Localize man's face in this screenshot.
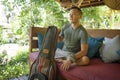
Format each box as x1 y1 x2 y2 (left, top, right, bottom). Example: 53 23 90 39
69 9 82 23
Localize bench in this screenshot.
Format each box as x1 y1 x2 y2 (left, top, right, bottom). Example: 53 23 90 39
29 26 120 80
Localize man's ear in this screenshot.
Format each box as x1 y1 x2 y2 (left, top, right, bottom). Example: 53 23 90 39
79 15 82 19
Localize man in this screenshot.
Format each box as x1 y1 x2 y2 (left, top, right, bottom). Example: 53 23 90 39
55 6 89 71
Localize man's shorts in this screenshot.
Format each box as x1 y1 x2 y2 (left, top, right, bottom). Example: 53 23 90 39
55 48 74 59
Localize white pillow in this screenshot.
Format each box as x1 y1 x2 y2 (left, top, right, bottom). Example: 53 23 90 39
100 35 120 63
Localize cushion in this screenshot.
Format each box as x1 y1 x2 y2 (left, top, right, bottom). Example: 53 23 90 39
57 58 120 80
38 32 64 50
57 41 64 49
38 32 104 58
117 50 120 63
38 32 44 50
30 54 120 80
100 35 120 63
87 36 104 58
117 50 120 56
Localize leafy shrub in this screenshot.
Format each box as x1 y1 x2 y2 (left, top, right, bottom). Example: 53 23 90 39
0 50 7 66
0 48 29 80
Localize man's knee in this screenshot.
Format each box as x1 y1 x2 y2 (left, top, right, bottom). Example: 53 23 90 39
77 56 90 65
82 56 90 65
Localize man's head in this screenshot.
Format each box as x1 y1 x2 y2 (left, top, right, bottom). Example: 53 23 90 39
68 6 82 23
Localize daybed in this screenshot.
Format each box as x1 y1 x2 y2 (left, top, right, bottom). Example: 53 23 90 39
29 27 120 80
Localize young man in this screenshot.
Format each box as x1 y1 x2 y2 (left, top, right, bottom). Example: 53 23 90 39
55 6 89 71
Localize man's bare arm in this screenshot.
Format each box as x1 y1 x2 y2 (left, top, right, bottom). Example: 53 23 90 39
58 36 64 42
75 43 88 59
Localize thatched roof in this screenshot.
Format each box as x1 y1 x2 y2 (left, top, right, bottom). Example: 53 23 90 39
55 0 120 10
55 0 104 8
81 0 104 8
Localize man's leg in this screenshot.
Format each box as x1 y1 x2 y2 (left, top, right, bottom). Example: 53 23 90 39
55 48 71 62
55 48 89 65
75 56 90 66
55 57 66 62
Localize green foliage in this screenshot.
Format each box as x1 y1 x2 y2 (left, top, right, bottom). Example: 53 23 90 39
15 49 29 63
0 63 29 80
1 0 120 31
0 48 29 80
17 0 67 28
0 0 120 46
0 27 3 44
0 1 120 79
81 6 106 28
0 51 7 65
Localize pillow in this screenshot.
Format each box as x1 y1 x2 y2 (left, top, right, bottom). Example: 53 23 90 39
57 41 64 49
87 36 104 58
100 35 120 63
117 50 120 63
38 32 44 50
38 32 64 50
117 50 120 56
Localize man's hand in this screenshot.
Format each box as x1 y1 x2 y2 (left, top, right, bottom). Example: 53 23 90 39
58 36 64 42
61 60 72 71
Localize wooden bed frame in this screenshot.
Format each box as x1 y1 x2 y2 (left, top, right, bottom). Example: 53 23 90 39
29 26 120 80
29 26 120 53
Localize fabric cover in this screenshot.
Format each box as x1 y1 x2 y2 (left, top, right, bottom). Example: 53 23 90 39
30 52 120 80
57 58 120 80
87 36 104 58
117 50 120 56
38 32 44 50
100 35 120 63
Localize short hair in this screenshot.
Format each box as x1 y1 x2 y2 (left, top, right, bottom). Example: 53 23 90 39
69 6 82 15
